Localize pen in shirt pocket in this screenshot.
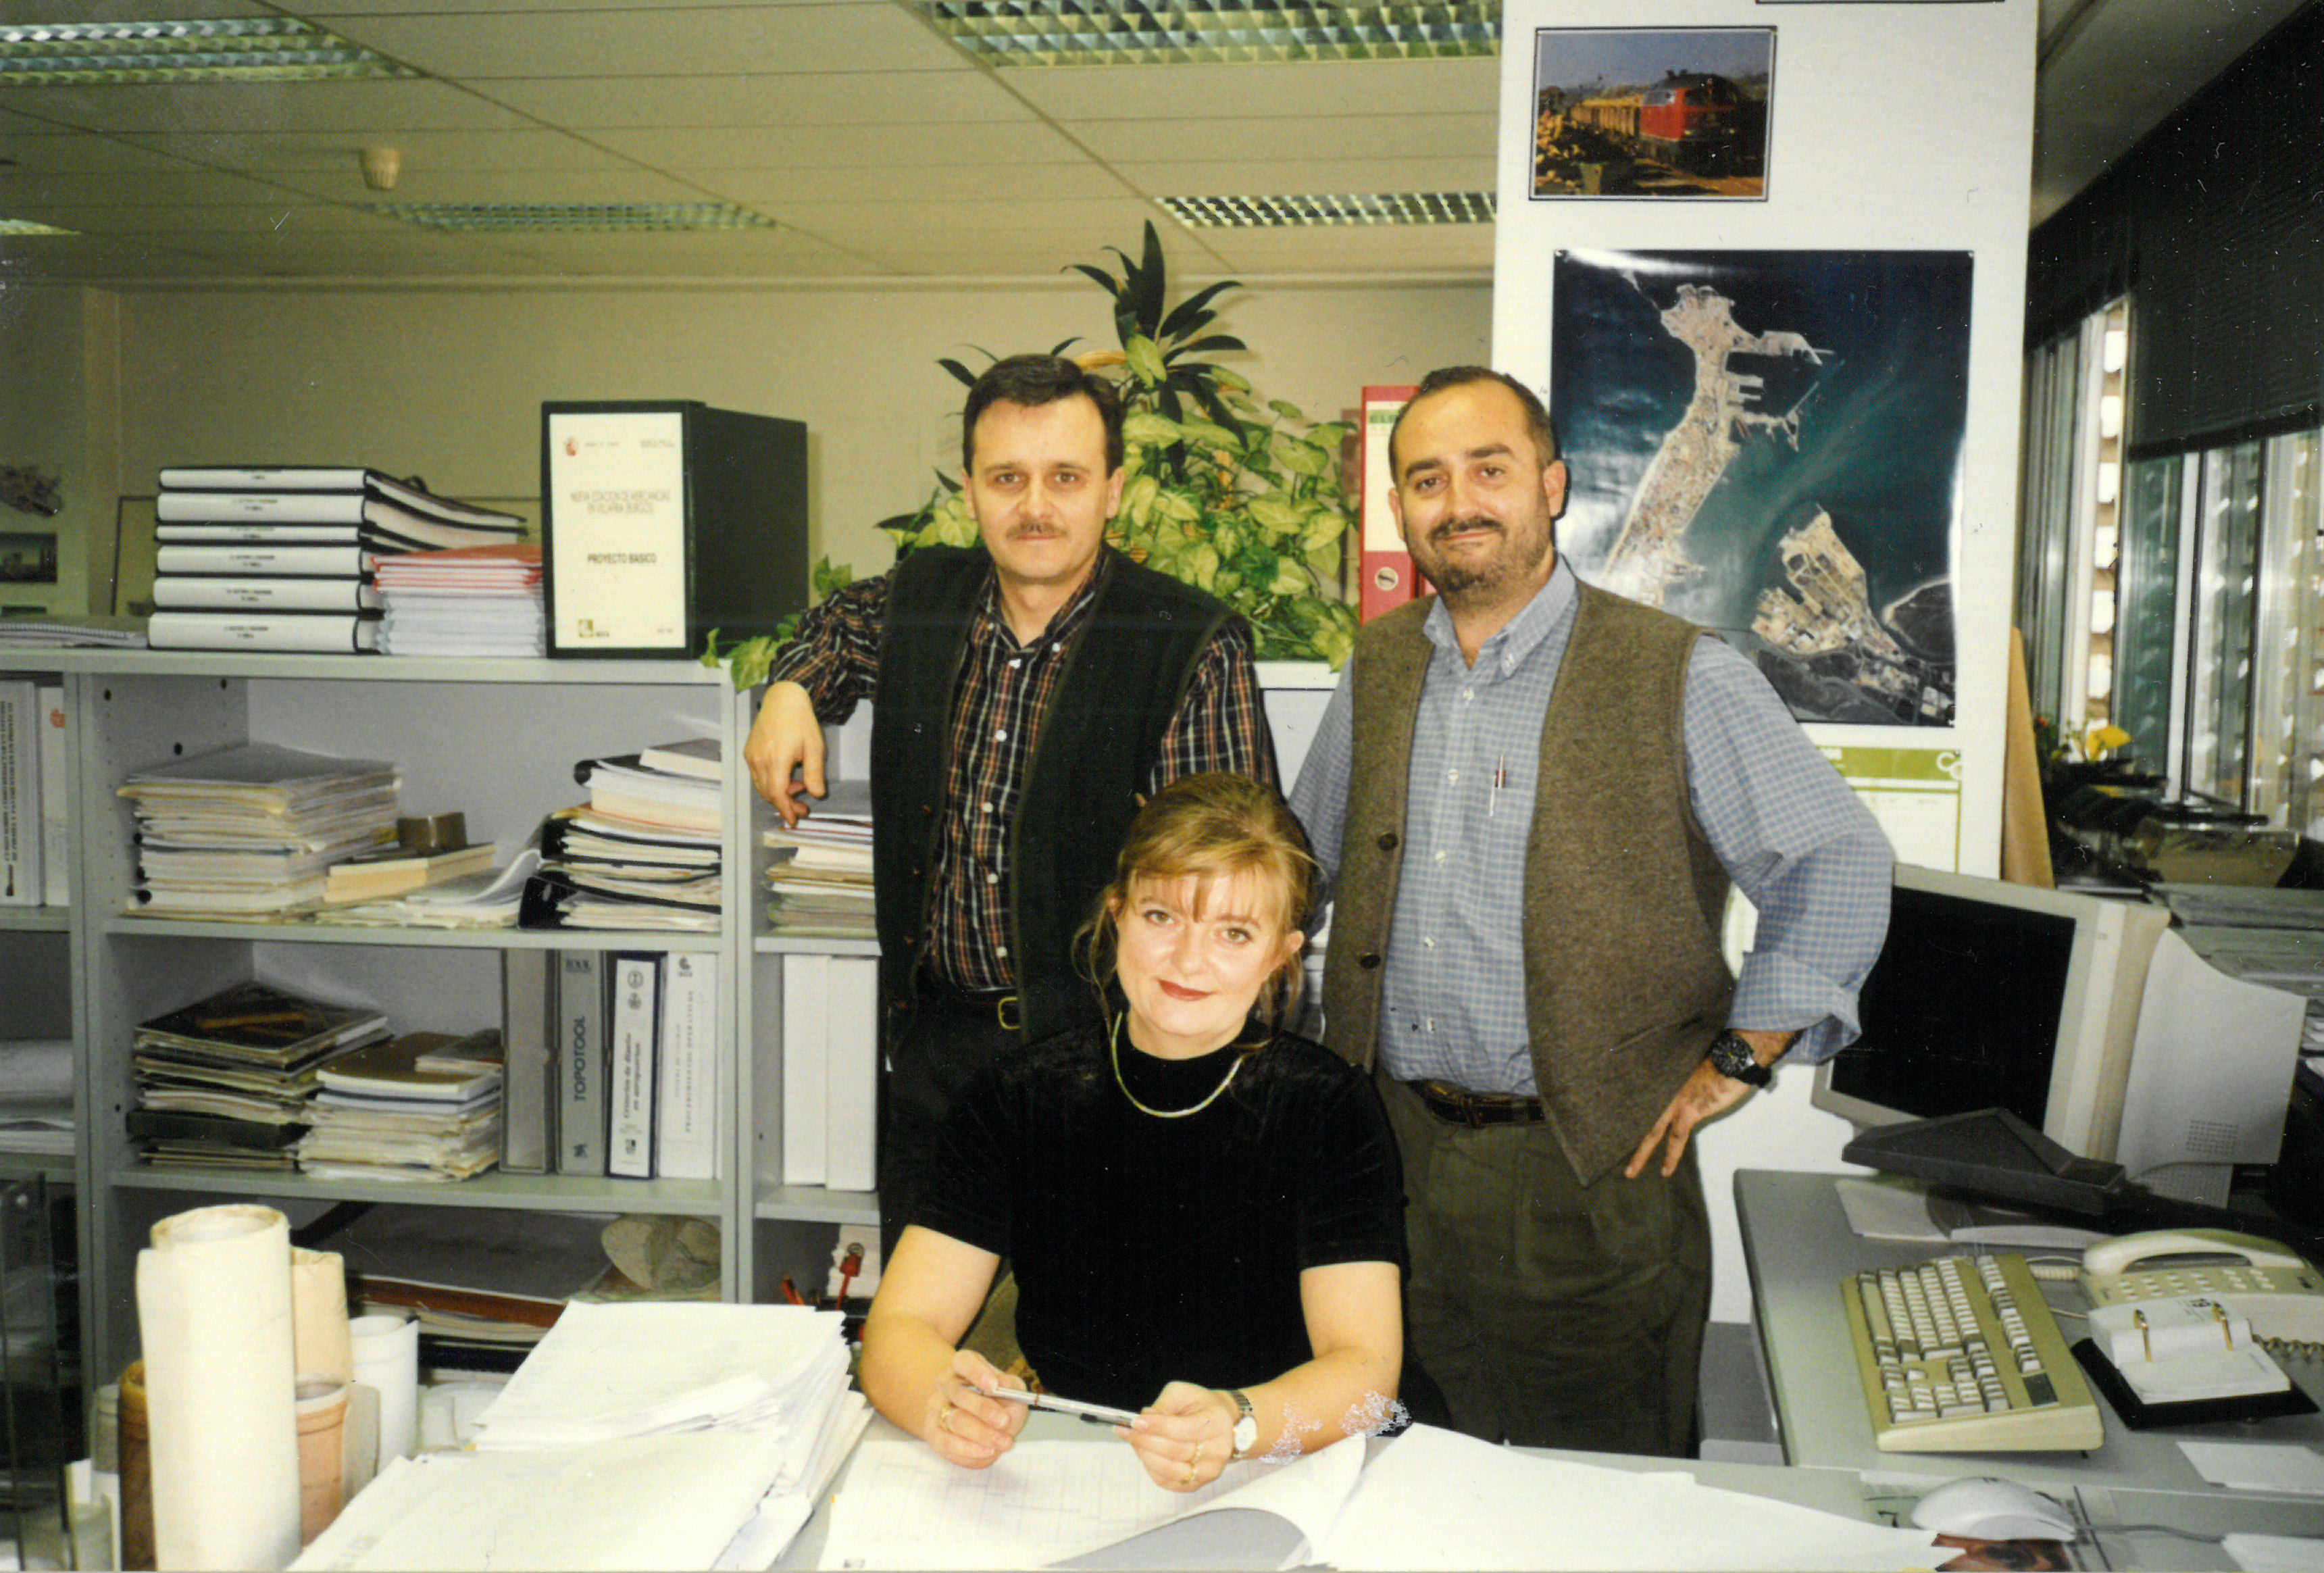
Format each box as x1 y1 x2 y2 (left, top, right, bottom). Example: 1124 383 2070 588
1490 752 1507 818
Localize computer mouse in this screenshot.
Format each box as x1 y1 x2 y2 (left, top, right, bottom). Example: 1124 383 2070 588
1909 1476 2077 1541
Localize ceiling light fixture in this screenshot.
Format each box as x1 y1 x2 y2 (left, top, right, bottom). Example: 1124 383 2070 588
0 218 75 235
1159 192 1494 226
0 18 418 86
374 202 778 232
917 1 1498 66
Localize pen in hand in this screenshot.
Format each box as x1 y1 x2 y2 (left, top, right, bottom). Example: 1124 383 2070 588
982 1387 1141 1428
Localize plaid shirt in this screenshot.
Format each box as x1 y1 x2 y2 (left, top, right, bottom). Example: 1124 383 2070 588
769 549 1277 989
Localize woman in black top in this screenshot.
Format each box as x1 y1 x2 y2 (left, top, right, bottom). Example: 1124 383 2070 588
858 774 1403 1491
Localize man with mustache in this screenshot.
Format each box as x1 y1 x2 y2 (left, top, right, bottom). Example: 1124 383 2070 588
1290 366 1890 1455
746 353 1275 1257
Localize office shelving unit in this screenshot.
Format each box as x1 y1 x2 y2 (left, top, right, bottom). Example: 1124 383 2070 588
53 651 787 1376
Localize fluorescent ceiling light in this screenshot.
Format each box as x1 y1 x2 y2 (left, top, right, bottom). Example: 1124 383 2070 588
374 202 778 232
0 17 417 85
918 1 1498 66
0 218 75 234
1160 192 1494 226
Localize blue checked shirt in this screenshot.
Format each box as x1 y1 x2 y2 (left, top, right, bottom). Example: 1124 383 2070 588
1289 560 1893 1095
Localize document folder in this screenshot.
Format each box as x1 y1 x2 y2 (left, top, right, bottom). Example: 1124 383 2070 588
540 400 807 659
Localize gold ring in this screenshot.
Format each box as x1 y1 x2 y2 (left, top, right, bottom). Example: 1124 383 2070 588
1191 1441 1205 1468
938 1404 956 1435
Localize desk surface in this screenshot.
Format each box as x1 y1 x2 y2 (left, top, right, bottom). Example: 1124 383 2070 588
1737 1168 2324 1491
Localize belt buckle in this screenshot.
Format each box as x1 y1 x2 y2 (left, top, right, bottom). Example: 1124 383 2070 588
994 993 1021 1032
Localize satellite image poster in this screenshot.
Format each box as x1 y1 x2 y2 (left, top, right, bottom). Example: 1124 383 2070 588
1550 248 1971 728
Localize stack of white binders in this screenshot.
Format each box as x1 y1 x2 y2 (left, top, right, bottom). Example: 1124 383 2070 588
149 467 522 654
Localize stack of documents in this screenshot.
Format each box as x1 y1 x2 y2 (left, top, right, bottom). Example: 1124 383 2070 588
0 614 147 649
119 743 400 918
149 467 522 654
524 739 723 932
130 980 390 1169
762 778 873 939
375 543 545 657
0 1039 72 1155
294 1303 867 1572
316 848 538 930
296 1030 505 1182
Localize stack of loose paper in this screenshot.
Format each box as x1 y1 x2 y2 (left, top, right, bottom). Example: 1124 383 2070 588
120 743 399 918
376 543 545 657
293 1303 866 1572
0 1039 72 1155
318 847 538 930
524 739 723 932
130 980 390 1168
762 778 873 939
0 614 147 649
296 1030 504 1182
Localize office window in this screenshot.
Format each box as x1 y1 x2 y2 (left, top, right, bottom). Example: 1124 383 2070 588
2184 441 2263 809
2112 454 2186 777
2252 432 2323 834
2015 301 2127 741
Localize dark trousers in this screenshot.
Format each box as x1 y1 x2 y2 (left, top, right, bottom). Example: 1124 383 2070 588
1377 1070 1710 1457
875 984 1021 1263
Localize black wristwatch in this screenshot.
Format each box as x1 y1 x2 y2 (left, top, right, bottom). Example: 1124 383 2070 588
1705 1030 1773 1088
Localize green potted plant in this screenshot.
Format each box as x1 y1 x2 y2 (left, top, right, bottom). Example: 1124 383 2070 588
709 224 1357 691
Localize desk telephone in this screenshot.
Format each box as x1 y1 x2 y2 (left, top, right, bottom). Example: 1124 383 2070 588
2081 1229 2324 1350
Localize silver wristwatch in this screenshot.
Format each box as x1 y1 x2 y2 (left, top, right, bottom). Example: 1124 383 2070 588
1228 1389 1257 1457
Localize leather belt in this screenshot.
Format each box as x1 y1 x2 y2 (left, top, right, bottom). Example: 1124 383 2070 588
913 974 1021 1032
1409 1078 1546 1128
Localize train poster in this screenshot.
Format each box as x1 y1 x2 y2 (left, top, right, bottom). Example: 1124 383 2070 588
1549 249 1971 729
1530 28 1773 200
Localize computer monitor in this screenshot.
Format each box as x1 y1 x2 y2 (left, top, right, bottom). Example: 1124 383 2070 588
1813 864 2170 1164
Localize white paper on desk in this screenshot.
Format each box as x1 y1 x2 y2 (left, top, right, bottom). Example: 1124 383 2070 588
1313 1426 1944 1572
472 1301 844 1447
713 1394 874 1572
816 1439 1266 1570
2181 1441 2324 1495
290 1430 790 1572
2225 1531 2324 1570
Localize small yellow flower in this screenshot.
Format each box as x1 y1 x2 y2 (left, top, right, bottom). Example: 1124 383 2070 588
2086 724 2131 761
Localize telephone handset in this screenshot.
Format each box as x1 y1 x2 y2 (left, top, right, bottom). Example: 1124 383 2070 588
2081 1228 2324 1347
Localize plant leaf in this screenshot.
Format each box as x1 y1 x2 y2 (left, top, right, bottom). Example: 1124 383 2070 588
1125 334 1167 386
1065 261 1119 295
1271 432 1331 477
937 357 979 389
1157 278 1239 342
1122 411 1182 447
1173 333 1246 357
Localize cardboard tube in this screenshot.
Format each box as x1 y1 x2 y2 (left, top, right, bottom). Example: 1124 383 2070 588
293 1380 349 1545
118 1364 153 1572
290 1249 353 1384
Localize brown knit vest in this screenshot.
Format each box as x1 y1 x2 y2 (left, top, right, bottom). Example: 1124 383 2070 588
1320 580 1736 1182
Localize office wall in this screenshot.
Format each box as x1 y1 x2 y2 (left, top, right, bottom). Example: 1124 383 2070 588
0 285 118 615
104 279 1488 582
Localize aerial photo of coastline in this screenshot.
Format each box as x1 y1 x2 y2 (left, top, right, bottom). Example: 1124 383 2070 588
1550 249 1971 728
1531 28 1773 200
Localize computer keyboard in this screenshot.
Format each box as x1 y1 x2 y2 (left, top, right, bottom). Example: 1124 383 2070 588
1842 1251 2104 1451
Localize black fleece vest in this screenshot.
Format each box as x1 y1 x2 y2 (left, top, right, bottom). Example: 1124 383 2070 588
872 546 1229 1044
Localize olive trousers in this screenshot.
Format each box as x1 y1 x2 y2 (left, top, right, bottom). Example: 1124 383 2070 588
1376 1070 1711 1457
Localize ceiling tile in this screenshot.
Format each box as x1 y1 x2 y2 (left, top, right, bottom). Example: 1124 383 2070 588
0 131 201 175
758 193 1159 241
3 201 403 236
264 166 719 205
478 70 1029 128
1002 57 1499 121
1198 224 1494 275
699 161 1133 205
580 120 1086 170
0 79 534 136
1069 114 1495 164
1114 155 1495 197
319 4 971 80
1 0 271 21
111 127 634 174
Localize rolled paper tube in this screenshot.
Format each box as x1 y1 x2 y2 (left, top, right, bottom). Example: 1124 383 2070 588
293 1380 349 1545
118 1364 153 1572
290 1249 353 1383
135 1204 300 1572
89 1381 120 1473
347 1313 418 1464
340 1382 380 1501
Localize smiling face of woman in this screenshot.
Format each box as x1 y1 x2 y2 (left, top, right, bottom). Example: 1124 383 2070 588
1111 866 1303 1062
